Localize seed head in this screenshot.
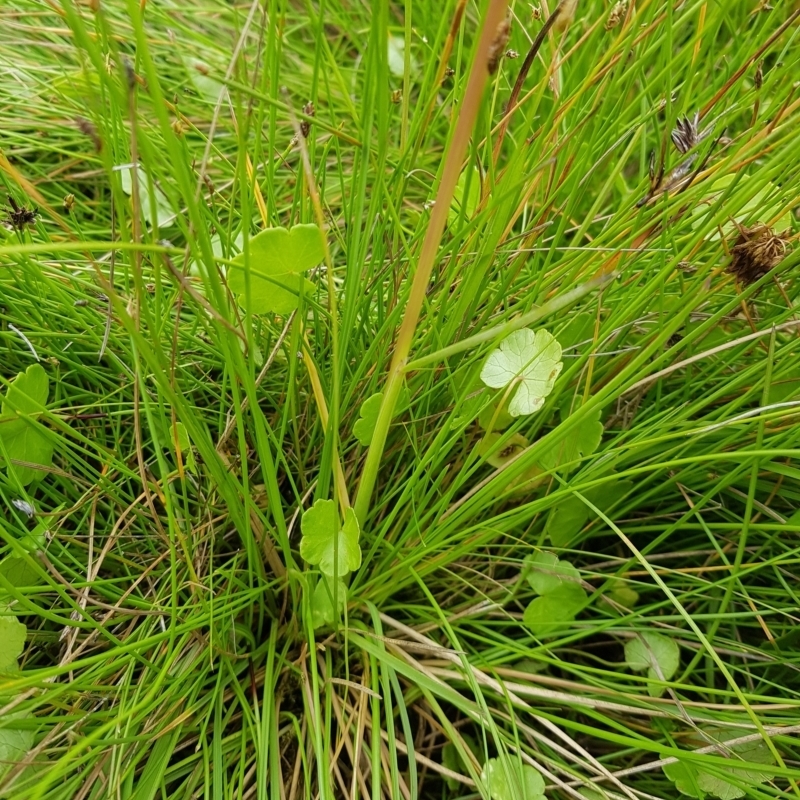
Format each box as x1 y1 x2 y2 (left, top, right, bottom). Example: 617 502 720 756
728 224 791 286
300 101 315 138
552 0 580 35
5 196 38 230
605 0 628 30
487 16 511 75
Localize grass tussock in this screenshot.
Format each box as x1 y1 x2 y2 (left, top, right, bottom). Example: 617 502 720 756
0 1 799 799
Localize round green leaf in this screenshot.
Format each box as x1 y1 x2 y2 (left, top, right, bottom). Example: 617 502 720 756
353 393 384 446
481 757 545 800
478 399 515 432
227 224 324 315
119 166 176 229
625 631 680 696
0 711 34 785
0 557 40 590
300 499 362 578
0 615 26 671
449 166 481 226
523 583 586 637
476 432 529 469
609 584 639 609
539 405 603 472
227 270 316 316
1 365 55 486
310 577 347 629
525 552 580 596
480 329 563 417
663 760 704 798
2 364 48 416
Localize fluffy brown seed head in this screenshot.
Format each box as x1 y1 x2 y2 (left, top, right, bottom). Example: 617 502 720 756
728 224 791 286
605 0 628 30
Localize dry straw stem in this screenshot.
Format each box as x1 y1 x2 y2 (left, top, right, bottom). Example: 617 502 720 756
353 0 510 524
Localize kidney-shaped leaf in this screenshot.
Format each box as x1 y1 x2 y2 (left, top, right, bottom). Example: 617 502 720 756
311 576 347 629
523 583 586 638
0 615 26 671
625 631 680 696
539 404 603 472
2 364 48 417
663 729 775 799
353 393 384 446
300 499 361 578
480 329 562 417
1 365 55 486
0 711 35 786
481 757 545 800
525 551 580 596
227 224 324 315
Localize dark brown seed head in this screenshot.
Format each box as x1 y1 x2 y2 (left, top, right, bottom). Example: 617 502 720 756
300 101 315 138
76 117 102 151
6 196 38 230
728 223 791 286
671 112 700 154
487 17 511 75
754 61 763 90
122 56 136 92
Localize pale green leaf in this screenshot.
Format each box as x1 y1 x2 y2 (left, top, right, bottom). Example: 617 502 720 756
523 583 586 637
478 399 515 432
184 57 226 103
476 432 529 469
0 557 40 590
663 730 775 800
663 760 704 798
311 577 347 629
300 499 361 577
525 551 580 596
608 583 639 609
449 166 481 226
1 365 55 486
557 312 595 351
546 480 632 547
0 711 35 785
481 329 562 417
353 393 384 446
625 632 680 696
481 757 545 800
2 364 48 416
442 734 478 790
577 788 613 800
189 231 244 278
227 224 324 315
0 420 55 486
545 495 591 548
539 405 603 472
119 166 175 229
387 36 417 78
690 175 793 240
698 730 775 798
0 615 26 671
